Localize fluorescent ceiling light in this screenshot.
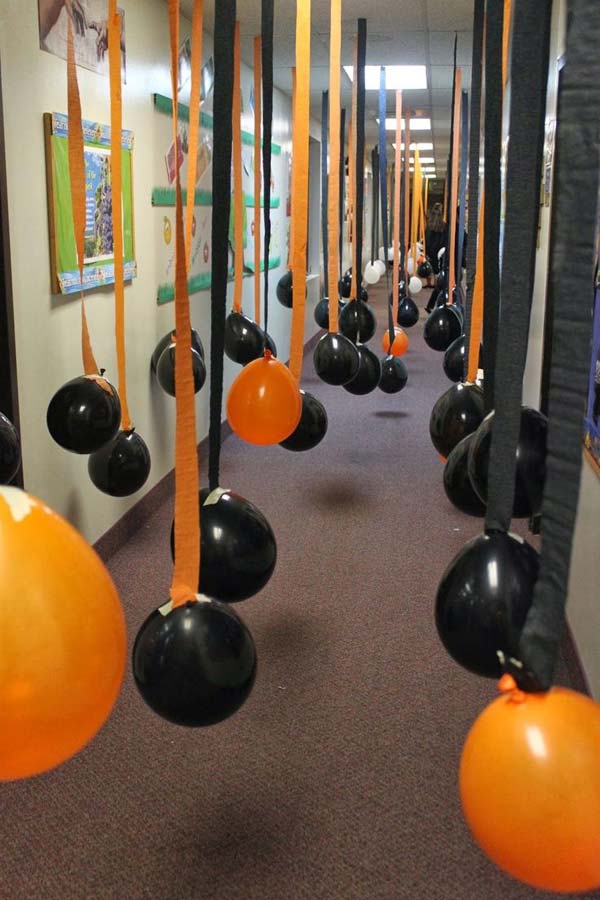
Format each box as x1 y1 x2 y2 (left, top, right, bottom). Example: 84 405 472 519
377 117 431 132
344 65 427 91
393 142 434 152
417 157 435 164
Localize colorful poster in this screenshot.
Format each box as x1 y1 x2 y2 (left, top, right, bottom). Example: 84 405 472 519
38 0 126 81
584 250 600 475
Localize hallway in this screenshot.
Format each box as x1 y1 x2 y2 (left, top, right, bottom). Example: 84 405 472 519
0 288 588 899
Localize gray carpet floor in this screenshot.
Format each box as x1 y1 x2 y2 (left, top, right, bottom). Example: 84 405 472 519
0 287 591 899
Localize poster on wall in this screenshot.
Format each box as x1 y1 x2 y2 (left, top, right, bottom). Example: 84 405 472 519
44 112 136 294
584 248 600 476
38 0 126 81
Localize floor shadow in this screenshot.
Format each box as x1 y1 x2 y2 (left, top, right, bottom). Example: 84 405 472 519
306 480 374 509
371 410 411 420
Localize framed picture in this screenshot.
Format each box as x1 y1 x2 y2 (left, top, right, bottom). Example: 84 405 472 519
44 111 136 294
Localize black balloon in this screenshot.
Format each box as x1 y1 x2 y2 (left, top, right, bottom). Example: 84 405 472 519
339 299 377 344
418 260 433 277
468 406 548 518
276 270 294 307
397 296 420 328
280 390 328 451
379 355 408 394
436 271 446 289
443 433 486 517
156 343 206 397
0 413 21 484
47 374 121 454
360 287 369 302
339 274 352 298
314 297 344 330
132 599 257 727
171 488 277 602
151 328 204 372
429 382 485 459
435 530 539 678
343 345 382 395
224 311 277 365
88 429 151 496
443 335 483 383
423 304 462 351
313 332 360 385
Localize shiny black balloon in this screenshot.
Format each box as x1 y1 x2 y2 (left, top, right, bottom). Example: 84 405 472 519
0 413 21 484
429 382 485 459
435 530 539 678
449 300 464 326
156 343 206 397
436 271 446 289
397 296 420 328
443 335 483 383
360 287 369 302
418 260 433 277
468 406 548 518
151 328 204 372
339 299 377 344
343 345 382 395
47 375 121 454
276 270 294 307
224 311 277 365
423 304 463 352
379 355 408 394
88 429 151 497
313 332 361 385
132 599 257 726
443 433 486 517
338 276 352 299
171 488 277 602
280 390 328 451
314 297 344 330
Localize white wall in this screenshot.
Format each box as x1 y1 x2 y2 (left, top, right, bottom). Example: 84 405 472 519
0 0 320 544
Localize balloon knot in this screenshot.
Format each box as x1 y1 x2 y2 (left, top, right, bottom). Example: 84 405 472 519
264 349 273 361
498 673 526 704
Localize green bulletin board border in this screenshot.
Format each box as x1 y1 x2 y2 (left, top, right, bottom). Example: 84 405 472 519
157 256 281 305
151 188 280 209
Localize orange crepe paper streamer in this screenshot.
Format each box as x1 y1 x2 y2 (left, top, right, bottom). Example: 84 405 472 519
253 36 262 325
327 0 342 333
392 91 402 324
288 0 311 383
347 115 354 272
185 0 204 270
410 149 423 275
232 21 244 313
167 0 200 608
288 67 296 271
422 177 429 259
108 0 131 430
448 67 462 296
350 36 359 301
403 114 411 273
66 14 98 376
443 173 448 222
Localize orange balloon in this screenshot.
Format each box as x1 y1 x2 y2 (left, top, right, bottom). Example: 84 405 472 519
0 487 126 781
382 327 409 357
460 679 600 893
227 350 302 445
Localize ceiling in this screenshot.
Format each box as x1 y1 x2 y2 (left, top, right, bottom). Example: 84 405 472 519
180 0 475 179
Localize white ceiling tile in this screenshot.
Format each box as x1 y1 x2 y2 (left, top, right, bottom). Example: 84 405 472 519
426 0 475 31
428 31 473 65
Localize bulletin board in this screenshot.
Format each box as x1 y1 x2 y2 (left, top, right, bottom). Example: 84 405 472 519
43 111 136 294
151 57 286 305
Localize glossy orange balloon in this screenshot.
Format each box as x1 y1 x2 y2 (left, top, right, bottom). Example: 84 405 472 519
460 679 600 893
227 351 302 445
0 487 126 781
382 327 409 357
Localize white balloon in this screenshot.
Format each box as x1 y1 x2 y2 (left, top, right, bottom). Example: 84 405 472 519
378 246 386 262
407 257 415 275
374 259 387 276
409 276 423 295
363 262 380 285
387 246 395 262
438 246 446 260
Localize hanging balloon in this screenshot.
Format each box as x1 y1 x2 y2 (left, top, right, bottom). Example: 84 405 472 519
339 299 377 344
0 413 21 484
155 342 207 396
397 296 419 328
227 350 302 445
360 287 369 302
408 276 423 295
151 328 205 373
171 487 276 602
436 530 538 677
338 273 352 299
0 486 126 780
47 374 121 455
280 390 328 451
460 680 600 893
363 262 380 284
314 296 344 330
443 334 467 382
343 344 382 395
443 433 486 517
88 428 151 497
276 269 294 307
407 256 415 275
224 311 277 365
468 406 548 518
418 259 433 278
133 598 256 727
374 258 386 276
313 332 360 385
429 382 485 458
423 305 463 352
379 355 408 394
381 326 409 357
